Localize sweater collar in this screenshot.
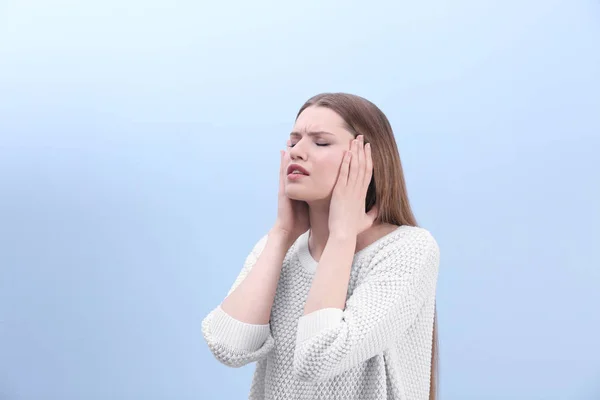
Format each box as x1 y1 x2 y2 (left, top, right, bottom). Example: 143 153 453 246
297 229 318 273
296 226 407 274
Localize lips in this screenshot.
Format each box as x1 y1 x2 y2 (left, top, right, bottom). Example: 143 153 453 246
287 164 310 176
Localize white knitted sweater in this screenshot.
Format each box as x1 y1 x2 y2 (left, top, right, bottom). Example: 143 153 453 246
202 225 440 400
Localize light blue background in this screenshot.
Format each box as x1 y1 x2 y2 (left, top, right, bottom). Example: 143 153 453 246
1 1 599 399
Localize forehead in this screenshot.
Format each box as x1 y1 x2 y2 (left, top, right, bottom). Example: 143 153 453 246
292 106 353 138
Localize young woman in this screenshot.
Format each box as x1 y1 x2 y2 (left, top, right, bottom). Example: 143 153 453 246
202 93 440 400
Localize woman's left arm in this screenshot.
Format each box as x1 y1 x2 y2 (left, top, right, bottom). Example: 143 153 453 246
292 229 440 382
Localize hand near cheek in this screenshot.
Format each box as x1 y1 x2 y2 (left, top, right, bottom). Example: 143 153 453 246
328 135 378 238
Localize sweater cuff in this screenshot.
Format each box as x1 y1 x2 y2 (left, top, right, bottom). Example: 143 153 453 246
296 307 344 345
210 305 271 352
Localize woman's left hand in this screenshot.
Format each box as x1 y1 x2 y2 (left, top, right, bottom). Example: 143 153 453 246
328 135 378 239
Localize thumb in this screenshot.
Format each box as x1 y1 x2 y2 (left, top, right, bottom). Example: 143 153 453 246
359 205 379 234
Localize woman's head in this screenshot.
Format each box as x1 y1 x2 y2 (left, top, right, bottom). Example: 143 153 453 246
286 92 418 227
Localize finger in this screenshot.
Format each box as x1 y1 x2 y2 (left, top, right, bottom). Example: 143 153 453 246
279 149 286 193
349 138 359 188
336 150 352 188
364 142 373 193
280 141 291 191
356 135 365 189
359 205 379 234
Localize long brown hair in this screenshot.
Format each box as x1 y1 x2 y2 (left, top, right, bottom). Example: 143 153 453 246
296 92 439 400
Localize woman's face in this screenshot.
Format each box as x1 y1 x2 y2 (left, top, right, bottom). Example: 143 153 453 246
285 106 355 202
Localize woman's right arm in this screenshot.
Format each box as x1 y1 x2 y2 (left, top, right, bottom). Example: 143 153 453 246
201 228 294 368
220 228 293 324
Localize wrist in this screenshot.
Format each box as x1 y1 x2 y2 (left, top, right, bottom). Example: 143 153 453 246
269 227 297 247
327 232 357 246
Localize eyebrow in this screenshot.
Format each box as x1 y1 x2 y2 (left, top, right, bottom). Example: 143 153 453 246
289 131 335 137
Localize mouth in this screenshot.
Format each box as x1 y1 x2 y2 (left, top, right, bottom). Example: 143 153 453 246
287 173 308 181
287 164 310 176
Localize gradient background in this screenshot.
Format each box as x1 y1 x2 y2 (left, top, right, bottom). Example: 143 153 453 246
1 1 599 399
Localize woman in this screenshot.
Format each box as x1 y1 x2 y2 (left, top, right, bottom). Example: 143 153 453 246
202 93 440 400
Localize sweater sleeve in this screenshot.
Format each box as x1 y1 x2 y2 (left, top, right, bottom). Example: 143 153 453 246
292 229 440 382
201 233 275 368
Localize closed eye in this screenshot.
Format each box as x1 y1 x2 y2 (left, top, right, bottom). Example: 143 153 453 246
289 143 330 147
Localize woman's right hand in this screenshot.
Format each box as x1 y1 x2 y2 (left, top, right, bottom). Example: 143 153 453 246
271 146 310 243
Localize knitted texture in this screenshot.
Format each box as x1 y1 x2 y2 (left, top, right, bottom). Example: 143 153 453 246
202 225 440 400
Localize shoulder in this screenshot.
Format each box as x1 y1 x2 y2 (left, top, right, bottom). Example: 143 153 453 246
368 225 440 275
372 225 438 257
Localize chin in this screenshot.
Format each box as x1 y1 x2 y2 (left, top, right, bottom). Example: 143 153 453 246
285 186 328 203
285 187 308 201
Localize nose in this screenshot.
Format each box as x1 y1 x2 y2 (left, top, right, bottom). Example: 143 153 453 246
289 138 307 161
